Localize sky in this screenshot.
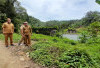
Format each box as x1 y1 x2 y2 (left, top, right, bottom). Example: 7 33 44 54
18 0 100 22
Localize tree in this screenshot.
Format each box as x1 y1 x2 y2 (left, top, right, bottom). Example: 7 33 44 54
96 0 100 4
88 21 100 37
28 16 41 27
82 11 100 26
15 1 29 21
4 0 17 19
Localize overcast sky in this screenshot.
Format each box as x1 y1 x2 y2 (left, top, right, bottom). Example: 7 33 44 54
18 0 100 22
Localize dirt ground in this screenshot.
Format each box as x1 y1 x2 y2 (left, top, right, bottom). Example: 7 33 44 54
0 41 44 68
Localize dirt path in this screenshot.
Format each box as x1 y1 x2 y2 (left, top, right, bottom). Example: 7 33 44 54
0 41 43 68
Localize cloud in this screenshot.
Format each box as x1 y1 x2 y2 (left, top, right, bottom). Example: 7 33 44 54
18 0 100 22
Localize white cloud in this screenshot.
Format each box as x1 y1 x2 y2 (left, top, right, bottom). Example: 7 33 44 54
18 0 100 22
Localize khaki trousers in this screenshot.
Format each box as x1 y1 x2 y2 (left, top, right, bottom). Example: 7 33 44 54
24 35 31 46
19 36 25 44
4 33 13 46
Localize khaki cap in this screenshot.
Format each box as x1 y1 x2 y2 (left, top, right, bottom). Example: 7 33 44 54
23 22 28 24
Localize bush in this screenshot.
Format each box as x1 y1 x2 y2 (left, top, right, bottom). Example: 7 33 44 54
79 31 90 43
79 22 100 44
59 49 93 68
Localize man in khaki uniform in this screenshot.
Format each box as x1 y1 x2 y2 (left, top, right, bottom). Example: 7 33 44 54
2 18 14 47
21 22 32 46
18 23 25 45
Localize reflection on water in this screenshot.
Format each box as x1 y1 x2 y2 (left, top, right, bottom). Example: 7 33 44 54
62 34 79 40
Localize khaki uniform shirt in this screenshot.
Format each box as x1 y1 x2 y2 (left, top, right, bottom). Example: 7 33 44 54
23 25 32 35
2 22 14 34
20 25 24 35
20 25 25 30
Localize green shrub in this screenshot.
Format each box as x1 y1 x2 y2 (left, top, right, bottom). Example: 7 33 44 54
79 31 89 43
59 49 93 68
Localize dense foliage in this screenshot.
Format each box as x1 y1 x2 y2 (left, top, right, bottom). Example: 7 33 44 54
32 27 58 35
0 0 41 32
42 11 100 31
79 21 100 43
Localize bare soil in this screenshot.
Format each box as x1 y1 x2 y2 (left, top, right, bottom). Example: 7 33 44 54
0 41 44 68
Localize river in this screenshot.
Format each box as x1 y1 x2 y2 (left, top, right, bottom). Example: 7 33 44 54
62 34 79 40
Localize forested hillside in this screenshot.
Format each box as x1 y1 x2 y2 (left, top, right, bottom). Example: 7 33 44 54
0 0 41 32
42 11 100 30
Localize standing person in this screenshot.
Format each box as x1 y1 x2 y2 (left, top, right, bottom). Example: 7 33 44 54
18 23 25 45
22 22 32 46
2 18 14 47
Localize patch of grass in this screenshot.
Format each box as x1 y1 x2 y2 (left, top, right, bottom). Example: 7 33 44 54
0 33 21 43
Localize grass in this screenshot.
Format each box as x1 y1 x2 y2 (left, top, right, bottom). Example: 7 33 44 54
0 33 21 43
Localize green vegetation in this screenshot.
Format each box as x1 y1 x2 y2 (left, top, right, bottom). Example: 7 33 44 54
32 27 58 35
0 31 100 68
96 0 100 4
0 0 100 33
0 33 21 42
29 33 100 68
29 10 100 35
0 0 41 32
79 21 100 43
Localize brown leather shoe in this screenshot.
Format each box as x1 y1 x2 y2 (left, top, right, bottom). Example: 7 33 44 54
18 43 21 46
11 44 14 46
6 45 8 47
25 44 28 46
